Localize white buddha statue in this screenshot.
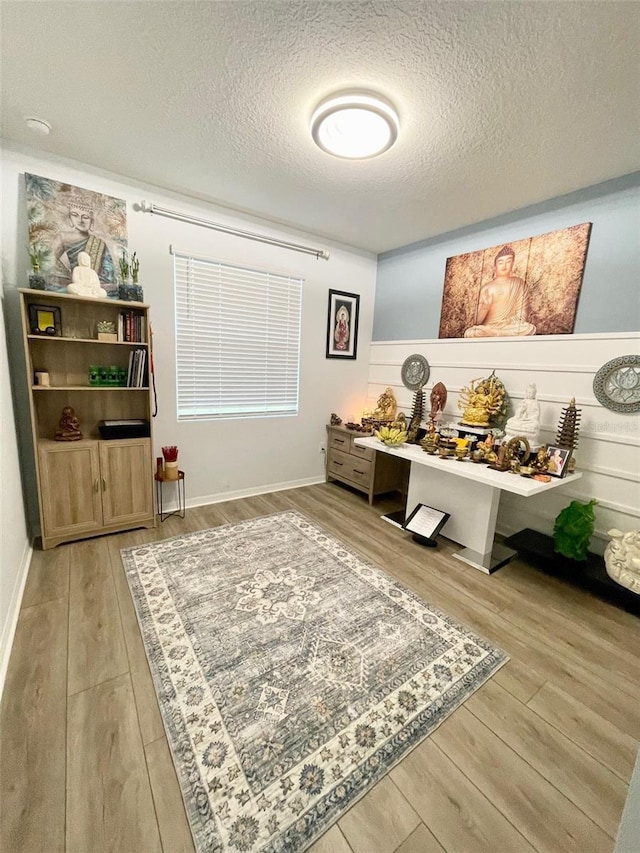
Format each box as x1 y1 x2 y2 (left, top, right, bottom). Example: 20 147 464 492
604 529 640 594
504 383 541 446
67 251 107 297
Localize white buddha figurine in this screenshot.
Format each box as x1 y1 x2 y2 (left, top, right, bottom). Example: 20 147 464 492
604 529 640 594
67 251 107 297
504 383 541 446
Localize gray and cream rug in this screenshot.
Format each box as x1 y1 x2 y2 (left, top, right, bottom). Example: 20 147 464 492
122 510 507 852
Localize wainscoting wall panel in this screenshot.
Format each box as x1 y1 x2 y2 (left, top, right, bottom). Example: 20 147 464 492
367 332 640 552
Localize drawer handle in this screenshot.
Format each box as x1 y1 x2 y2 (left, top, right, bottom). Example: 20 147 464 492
335 438 346 444
333 461 343 467
354 469 366 475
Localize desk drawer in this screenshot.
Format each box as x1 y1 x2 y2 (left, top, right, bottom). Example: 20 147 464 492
327 448 350 479
350 437 374 461
329 432 350 453
327 449 372 487
347 456 372 487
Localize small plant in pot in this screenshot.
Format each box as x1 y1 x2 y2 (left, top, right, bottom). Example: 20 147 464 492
28 244 47 290
118 249 144 301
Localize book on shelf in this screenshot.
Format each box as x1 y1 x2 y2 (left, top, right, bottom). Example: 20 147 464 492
127 348 147 387
118 310 146 343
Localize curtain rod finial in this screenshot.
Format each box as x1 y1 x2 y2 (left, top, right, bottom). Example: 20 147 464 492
137 200 153 213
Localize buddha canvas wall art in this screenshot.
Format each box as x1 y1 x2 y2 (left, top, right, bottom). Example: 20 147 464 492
25 173 128 297
438 222 592 339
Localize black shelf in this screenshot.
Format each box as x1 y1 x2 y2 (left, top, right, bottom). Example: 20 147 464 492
505 528 639 617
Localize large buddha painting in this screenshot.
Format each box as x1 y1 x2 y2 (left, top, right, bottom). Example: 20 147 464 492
438 223 592 339
26 173 127 297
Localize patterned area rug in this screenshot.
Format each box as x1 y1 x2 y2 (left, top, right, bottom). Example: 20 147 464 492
122 511 507 852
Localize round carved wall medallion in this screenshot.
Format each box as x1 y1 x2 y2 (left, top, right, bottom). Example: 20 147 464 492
401 354 429 391
593 355 640 413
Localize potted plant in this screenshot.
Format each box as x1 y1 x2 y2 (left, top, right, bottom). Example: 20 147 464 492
118 249 144 301
118 249 130 285
129 251 144 300
96 320 118 342
28 244 47 290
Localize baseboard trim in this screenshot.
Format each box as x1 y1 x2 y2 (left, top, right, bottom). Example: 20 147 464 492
186 475 326 510
0 538 33 702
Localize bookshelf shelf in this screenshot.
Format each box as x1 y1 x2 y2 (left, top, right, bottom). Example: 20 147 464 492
28 335 148 346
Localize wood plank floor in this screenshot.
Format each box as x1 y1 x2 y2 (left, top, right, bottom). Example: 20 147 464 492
2 482 637 853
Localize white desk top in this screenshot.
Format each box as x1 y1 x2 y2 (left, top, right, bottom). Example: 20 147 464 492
354 436 582 498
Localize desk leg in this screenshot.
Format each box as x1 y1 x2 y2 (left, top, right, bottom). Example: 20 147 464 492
405 463 515 574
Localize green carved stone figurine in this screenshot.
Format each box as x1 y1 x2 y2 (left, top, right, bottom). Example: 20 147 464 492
553 499 597 561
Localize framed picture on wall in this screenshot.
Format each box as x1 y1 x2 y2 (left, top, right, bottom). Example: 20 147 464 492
326 289 359 359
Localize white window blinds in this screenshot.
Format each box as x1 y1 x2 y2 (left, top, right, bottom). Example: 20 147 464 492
174 252 302 420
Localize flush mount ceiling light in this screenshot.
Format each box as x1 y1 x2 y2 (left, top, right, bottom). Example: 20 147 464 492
310 92 399 159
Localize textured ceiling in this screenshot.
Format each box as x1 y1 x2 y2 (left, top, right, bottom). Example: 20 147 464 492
1 1 639 253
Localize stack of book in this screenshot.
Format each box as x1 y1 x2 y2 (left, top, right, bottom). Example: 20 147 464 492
127 348 148 387
118 310 146 342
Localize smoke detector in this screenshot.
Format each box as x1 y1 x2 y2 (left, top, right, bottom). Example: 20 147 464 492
24 117 52 135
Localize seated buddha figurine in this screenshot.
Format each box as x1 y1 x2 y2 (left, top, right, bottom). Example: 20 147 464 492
67 251 107 298
503 383 541 445
604 529 640 594
55 406 82 441
530 446 549 474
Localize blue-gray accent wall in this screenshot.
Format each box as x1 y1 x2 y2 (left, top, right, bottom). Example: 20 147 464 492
373 173 640 341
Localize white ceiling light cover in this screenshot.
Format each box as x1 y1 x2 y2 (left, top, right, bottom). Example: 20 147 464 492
311 92 399 159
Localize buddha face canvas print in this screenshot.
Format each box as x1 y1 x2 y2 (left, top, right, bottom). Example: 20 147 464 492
25 173 128 297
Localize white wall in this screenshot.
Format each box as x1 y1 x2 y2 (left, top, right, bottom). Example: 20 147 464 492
0 278 32 697
1 143 377 528
368 335 640 552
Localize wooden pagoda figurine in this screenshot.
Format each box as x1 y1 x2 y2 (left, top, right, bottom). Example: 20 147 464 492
556 398 581 450
407 389 425 443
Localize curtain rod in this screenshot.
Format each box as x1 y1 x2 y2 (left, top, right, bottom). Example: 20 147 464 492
135 200 330 261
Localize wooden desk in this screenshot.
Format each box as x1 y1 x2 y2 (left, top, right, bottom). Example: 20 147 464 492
354 437 582 573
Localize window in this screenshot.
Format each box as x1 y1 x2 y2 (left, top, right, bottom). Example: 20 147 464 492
174 252 302 420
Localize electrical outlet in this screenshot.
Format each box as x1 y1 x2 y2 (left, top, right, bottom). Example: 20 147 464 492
319 442 326 453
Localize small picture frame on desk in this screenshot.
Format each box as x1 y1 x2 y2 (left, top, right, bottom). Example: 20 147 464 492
546 445 571 478
403 503 450 546
28 304 61 336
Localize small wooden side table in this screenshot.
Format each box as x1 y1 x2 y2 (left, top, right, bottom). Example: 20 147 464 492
155 470 186 522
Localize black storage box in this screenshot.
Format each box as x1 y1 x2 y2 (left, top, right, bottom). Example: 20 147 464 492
98 419 150 440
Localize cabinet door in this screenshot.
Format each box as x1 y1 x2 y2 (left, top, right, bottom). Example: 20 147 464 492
99 439 153 526
38 442 102 538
